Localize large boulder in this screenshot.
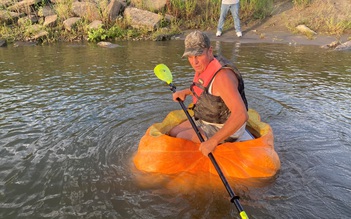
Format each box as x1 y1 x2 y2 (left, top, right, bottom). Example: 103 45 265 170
88 20 103 29
7 0 41 13
17 15 38 26
0 0 14 8
131 0 167 11
104 0 126 22
43 14 57 27
72 2 101 22
31 30 49 40
0 9 22 24
63 17 81 31
40 5 56 17
124 7 163 31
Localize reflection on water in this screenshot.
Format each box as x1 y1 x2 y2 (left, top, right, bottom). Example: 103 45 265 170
1 41 350 218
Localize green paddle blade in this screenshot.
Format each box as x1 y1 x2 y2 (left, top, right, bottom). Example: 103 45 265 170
154 64 173 84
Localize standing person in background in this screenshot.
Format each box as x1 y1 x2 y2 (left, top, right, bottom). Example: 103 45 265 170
216 0 242 38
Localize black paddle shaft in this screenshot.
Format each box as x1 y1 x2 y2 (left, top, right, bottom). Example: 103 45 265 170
169 83 245 213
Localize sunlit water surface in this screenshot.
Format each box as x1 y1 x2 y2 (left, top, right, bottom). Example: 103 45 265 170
1 40 350 219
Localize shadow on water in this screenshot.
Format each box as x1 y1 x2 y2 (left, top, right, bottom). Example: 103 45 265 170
0 41 350 218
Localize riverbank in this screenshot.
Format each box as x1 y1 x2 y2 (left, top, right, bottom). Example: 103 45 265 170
178 26 351 48
3 25 349 49
178 0 351 47
1 0 350 48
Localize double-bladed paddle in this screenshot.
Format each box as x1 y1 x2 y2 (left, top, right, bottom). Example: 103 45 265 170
154 64 249 219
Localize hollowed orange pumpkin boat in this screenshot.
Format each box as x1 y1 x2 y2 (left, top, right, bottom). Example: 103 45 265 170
133 108 280 179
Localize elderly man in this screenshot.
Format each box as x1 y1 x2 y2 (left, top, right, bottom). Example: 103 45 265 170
169 30 252 156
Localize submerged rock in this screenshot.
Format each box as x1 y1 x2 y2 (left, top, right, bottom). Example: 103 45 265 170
13 41 37 47
321 41 341 49
97 41 120 48
0 39 7 47
334 41 351 51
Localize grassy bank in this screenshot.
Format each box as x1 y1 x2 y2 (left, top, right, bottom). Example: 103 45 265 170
0 0 350 44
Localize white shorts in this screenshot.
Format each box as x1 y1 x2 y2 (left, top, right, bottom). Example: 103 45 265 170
195 119 253 142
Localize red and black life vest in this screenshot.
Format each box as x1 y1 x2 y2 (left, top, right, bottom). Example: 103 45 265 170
190 56 248 124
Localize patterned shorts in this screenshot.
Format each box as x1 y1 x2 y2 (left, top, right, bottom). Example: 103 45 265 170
194 119 244 142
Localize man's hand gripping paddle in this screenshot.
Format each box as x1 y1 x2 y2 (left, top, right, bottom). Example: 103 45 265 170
154 64 249 219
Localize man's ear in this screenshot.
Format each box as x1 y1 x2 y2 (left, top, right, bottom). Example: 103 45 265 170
208 46 214 56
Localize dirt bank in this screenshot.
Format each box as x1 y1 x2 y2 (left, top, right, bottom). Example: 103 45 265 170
180 0 351 47
181 28 349 47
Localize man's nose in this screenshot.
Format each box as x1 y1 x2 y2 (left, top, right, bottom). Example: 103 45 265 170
190 56 198 64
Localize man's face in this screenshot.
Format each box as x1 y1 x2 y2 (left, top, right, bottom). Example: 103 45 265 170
187 48 213 74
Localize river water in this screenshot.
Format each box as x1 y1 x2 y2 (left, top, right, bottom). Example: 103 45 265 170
0 40 350 219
